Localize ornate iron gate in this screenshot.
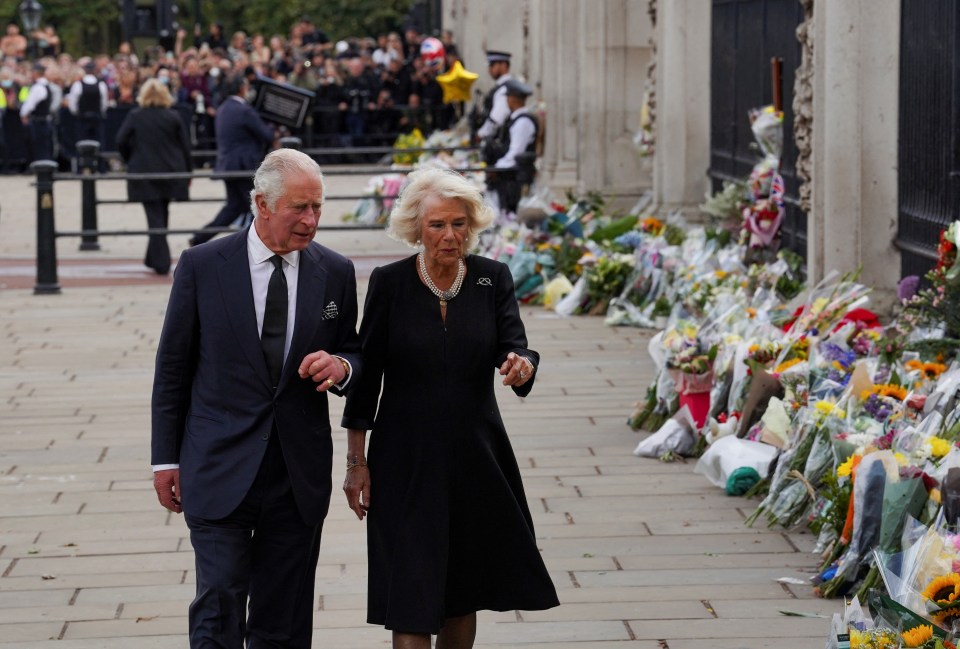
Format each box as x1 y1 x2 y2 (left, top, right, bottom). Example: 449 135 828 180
709 0 806 258
897 0 960 279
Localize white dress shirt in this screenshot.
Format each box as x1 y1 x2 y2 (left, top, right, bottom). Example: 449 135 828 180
19 78 50 119
476 73 512 139
152 225 351 472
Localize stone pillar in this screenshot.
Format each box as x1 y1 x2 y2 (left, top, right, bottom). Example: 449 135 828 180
652 0 711 214
442 0 651 200
810 0 899 306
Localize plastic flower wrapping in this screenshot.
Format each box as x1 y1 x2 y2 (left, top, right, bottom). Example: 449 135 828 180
348 124 960 637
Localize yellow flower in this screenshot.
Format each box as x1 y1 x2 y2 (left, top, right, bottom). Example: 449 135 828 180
902 624 933 648
933 606 960 628
774 358 803 373
931 488 942 505
861 384 908 402
746 308 757 319
837 454 859 478
928 437 952 459
894 452 909 467
906 360 948 379
922 573 960 605
831 360 847 372
814 401 845 420
714 270 728 280
810 297 828 315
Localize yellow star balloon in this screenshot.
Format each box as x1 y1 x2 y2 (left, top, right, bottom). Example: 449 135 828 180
436 60 479 104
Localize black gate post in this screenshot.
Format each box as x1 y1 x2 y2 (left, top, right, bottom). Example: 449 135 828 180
32 160 61 295
77 140 102 251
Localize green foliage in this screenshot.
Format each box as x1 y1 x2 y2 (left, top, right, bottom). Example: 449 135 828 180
0 0 119 55
225 0 417 42
9 0 419 55
662 224 686 246
700 180 746 222
775 248 806 301
588 214 639 244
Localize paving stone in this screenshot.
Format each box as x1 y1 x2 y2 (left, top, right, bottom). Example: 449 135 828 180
0 604 118 624
0 185 845 645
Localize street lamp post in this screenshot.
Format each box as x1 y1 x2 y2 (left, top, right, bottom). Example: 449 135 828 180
18 0 43 60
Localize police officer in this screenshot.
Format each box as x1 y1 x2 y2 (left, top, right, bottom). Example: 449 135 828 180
20 63 55 162
67 60 108 144
486 79 538 214
475 50 512 141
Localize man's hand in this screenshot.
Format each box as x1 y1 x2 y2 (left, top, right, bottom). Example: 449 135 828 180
298 350 346 392
154 468 182 513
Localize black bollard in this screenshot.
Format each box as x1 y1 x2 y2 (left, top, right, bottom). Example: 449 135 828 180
77 140 101 251
32 160 61 295
279 136 303 150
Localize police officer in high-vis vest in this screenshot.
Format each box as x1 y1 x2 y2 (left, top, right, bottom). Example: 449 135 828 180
20 63 55 162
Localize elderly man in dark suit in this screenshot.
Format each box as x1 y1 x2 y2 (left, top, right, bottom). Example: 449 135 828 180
190 73 275 246
152 148 362 648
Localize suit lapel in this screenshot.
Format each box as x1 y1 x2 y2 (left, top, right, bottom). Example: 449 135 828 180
280 243 328 391
217 231 273 391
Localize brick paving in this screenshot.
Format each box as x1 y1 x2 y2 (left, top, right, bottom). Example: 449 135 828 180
0 173 841 647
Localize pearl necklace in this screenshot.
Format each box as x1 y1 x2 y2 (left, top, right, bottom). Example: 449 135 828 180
418 252 465 307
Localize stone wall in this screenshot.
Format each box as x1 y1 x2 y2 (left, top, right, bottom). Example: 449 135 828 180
442 0 653 200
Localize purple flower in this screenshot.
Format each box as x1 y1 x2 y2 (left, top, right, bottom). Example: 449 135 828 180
863 394 893 422
898 275 920 301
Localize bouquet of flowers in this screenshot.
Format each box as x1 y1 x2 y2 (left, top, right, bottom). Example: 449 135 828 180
901 221 960 358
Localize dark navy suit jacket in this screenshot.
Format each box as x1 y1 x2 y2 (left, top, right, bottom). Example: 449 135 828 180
151 229 362 525
214 97 274 172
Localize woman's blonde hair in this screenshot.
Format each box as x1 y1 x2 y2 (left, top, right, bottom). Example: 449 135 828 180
137 77 173 108
387 168 494 251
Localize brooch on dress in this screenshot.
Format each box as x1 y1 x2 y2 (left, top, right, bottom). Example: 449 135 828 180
477 277 492 286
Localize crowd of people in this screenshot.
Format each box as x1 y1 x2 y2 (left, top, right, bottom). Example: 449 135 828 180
0 16 468 171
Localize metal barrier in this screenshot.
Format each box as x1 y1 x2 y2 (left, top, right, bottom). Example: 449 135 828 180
30 139 484 295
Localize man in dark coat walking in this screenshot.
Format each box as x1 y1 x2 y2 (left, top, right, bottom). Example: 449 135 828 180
190 73 274 246
153 148 362 647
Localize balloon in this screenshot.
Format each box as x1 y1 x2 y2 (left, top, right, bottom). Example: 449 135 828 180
436 60 479 103
420 37 445 69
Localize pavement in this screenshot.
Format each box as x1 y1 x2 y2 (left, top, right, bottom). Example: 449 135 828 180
0 170 842 647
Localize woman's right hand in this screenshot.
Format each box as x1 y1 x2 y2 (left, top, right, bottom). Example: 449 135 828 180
343 465 371 520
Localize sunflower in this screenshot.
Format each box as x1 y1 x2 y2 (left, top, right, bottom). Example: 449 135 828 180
902 624 933 648
923 573 960 605
906 359 949 380
933 605 960 628
860 383 909 401
837 453 861 478
775 357 803 373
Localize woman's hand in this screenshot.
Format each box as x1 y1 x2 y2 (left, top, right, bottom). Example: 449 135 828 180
343 464 370 520
499 351 535 387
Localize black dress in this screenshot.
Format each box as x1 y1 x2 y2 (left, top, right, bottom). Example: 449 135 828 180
342 254 559 633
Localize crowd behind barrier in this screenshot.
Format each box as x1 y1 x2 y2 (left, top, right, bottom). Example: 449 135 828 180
0 18 468 172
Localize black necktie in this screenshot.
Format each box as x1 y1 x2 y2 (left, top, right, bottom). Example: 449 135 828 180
262 255 287 389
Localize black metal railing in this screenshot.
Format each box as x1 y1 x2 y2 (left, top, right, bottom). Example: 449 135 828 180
897 0 960 280
709 0 806 258
29 139 487 294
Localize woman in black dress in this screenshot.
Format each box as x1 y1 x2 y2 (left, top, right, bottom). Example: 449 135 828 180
115 77 192 275
342 168 559 649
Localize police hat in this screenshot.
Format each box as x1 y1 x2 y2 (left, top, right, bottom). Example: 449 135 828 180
485 50 511 64
83 61 96 73
504 79 533 98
